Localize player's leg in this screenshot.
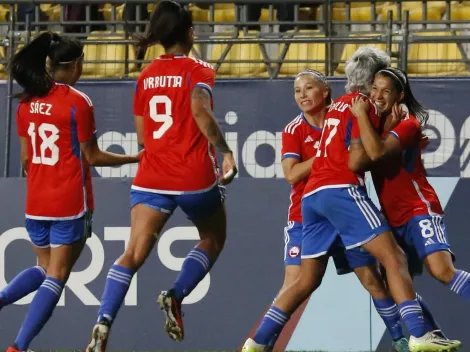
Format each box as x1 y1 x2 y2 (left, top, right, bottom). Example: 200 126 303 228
329 186 458 350
11 216 88 351
242 193 334 352
0 219 49 309
390 224 447 338
86 192 173 352
342 247 408 350
158 186 226 342
411 214 470 301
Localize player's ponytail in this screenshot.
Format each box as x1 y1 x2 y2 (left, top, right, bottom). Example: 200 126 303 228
137 0 193 50
9 32 54 100
9 31 83 101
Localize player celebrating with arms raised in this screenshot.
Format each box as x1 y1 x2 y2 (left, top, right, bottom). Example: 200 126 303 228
4 32 140 352
86 1 236 350
351 67 470 315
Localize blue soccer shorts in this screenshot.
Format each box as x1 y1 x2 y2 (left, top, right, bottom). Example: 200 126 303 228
130 185 226 221
284 221 376 272
393 214 454 263
26 211 92 248
301 185 390 259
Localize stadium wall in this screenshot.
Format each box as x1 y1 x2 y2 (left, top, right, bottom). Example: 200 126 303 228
0 79 470 351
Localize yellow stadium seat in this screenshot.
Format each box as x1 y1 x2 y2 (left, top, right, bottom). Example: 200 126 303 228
277 31 326 76
209 31 268 78
407 32 469 76
333 2 386 8
0 5 9 21
380 2 445 20
318 6 382 21
335 35 398 75
99 4 125 21
450 3 470 20
40 4 60 21
82 31 136 78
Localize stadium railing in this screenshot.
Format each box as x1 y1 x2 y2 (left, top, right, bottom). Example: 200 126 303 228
0 0 468 79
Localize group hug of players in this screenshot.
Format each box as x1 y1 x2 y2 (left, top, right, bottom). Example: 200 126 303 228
0 1 467 351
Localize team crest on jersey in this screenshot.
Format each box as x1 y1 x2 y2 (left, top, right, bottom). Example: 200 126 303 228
288 245 300 258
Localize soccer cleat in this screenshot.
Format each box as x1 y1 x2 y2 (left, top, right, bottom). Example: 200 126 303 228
6 347 34 352
393 337 409 352
157 289 184 342
409 331 461 352
85 320 110 352
241 338 271 352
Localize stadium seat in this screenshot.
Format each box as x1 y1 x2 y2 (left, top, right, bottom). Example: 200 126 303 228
99 4 125 21
82 31 136 78
335 34 398 75
380 1 446 21
277 30 326 76
208 31 268 77
407 31 469 76
0 5 9 21
450 3 470 20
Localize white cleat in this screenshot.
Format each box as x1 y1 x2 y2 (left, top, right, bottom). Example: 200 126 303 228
409 330 461 352
241 338 271 352
86 323 110 352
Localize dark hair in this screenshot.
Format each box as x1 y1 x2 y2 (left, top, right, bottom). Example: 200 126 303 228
9 32 83 101
376 67 429 125
137 0 192 50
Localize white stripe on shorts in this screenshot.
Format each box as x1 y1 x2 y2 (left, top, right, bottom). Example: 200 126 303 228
348 186 380 229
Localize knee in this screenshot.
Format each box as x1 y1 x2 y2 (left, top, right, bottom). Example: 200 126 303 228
117 248 148 271
46 266 71 282
357 267 388 299
382 246 409 274
428 263 456 285
297 271 322 295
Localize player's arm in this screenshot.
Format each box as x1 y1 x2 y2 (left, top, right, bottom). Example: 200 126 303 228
348 139 373 173
19 137 28 172
350 98 415 161
77 103 141 166
191 86 231 154
80 136 141 166
134 115 144 147
282 157 314 185
191 86 237 184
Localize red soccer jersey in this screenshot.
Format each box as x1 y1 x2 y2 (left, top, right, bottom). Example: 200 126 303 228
371 114 443 227
304 92 381 197
281 113 322 223
16 82 95 219
132 54 219 193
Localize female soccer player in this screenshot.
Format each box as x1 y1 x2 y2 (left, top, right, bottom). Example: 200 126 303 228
351 67 470 316
3 32 141 352
86 1 237 350
243 47 459 352
245 69 409 352
278 69 409 352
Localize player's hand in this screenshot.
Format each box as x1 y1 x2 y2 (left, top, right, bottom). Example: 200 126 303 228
134 149 144 162
419 133 430 150
389 103 407 130
349 96 370 118
220 152 237 185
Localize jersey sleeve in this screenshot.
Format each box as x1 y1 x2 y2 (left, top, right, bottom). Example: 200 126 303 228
281 130 302 161
389 118 420 148
16 104 27 137
133 76 145 116
191 64 216 98
75 99 97 143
